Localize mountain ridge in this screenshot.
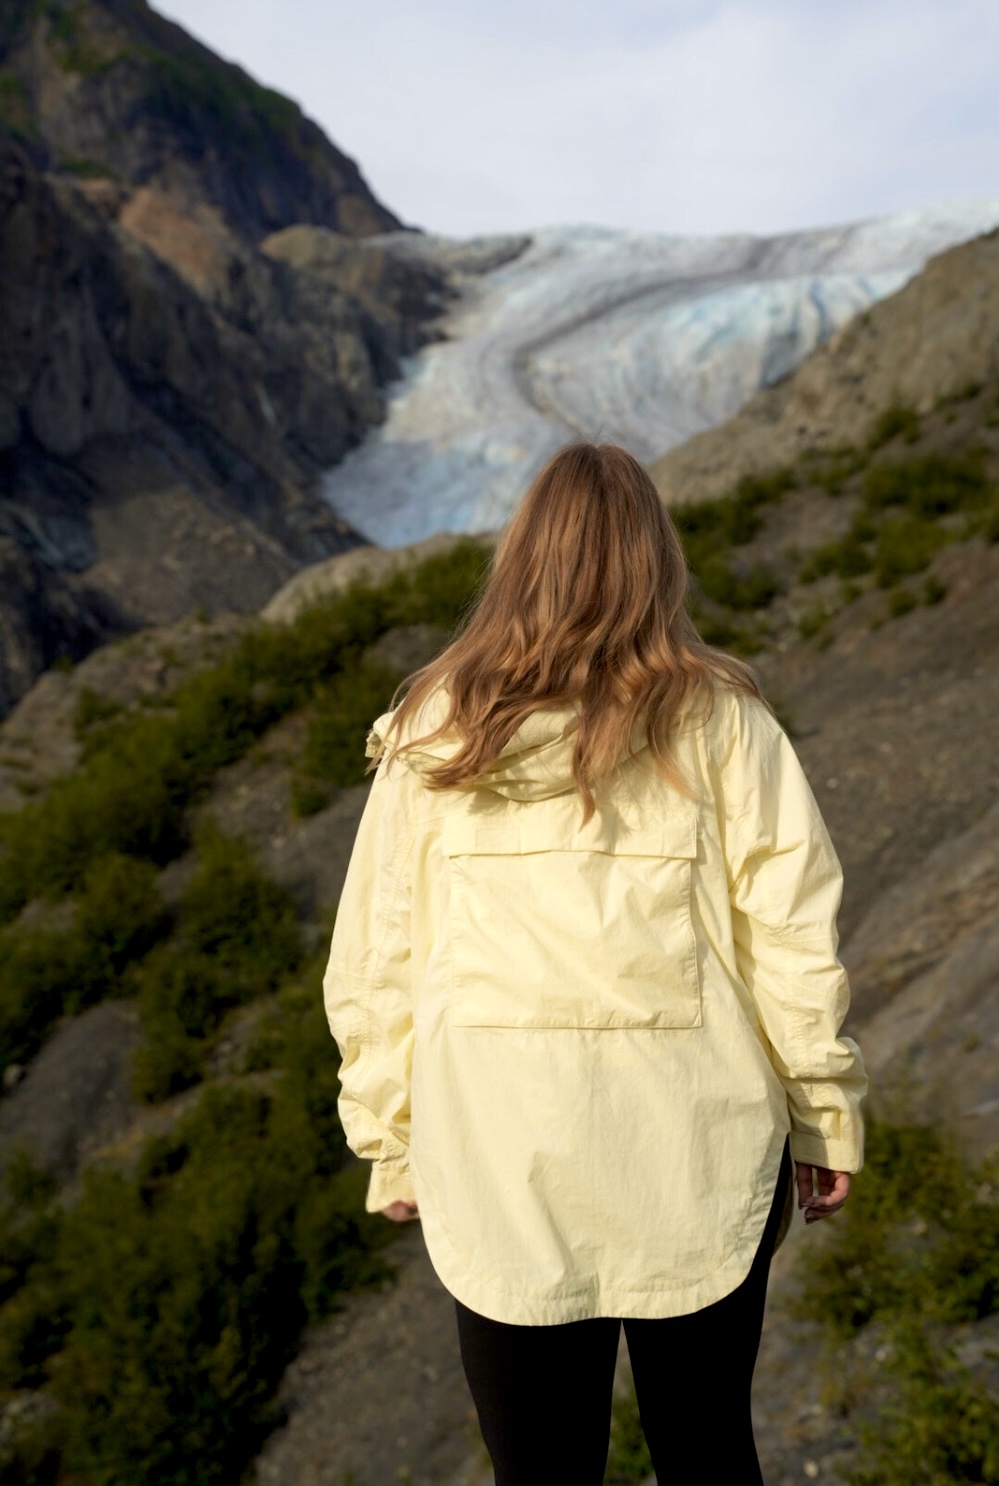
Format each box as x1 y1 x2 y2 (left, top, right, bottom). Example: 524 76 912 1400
0 0 402 241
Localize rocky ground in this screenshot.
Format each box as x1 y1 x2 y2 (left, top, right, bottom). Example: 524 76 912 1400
2 220 999 1477
1 520 994 1482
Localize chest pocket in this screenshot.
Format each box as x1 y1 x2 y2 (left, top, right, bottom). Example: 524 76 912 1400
442 803 701 1030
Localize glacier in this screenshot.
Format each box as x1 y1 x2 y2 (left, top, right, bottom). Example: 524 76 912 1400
322 203 999 547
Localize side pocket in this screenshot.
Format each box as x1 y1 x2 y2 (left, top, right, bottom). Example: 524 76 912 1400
442 807 701 1030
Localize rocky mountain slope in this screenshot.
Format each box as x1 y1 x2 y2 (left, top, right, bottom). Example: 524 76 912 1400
0 0 451 716
0 0 400 241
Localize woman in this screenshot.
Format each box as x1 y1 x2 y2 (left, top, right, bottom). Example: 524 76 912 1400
324 442 866 1485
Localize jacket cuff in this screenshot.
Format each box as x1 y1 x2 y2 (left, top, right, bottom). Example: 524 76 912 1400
789 1128 863 1174
365 1163 417 1213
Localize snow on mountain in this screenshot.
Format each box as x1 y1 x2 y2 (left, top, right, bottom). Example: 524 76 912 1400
322 203 999 546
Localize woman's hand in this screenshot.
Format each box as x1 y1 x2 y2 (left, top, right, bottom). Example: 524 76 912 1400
795 1163 850 1224
381 1201 420 1222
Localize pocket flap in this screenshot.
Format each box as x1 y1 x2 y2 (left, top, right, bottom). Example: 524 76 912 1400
442 799 697 861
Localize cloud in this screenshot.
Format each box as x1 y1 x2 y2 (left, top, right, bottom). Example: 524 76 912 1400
154 0 999 236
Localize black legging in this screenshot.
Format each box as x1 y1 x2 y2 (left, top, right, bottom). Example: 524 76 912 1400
455 1148 791 1486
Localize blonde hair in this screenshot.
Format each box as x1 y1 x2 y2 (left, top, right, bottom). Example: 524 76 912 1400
379 442 765 819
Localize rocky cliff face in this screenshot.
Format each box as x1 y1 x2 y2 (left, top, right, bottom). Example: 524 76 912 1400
0 1 450 715
0 0 401 242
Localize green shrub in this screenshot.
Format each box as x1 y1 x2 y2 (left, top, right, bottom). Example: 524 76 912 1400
846 1327 999 1486
803 446 866 496
31 1061 387 1483
0 1403 62 1486
873 515 947 588
68 853 169 1012
797 604 832 640
0 1160 68 1393
867 405 921 451
0 928 77 1068
294 660 400 814
73 686 122 736
0 540 490 932
979 493 999 544
605 1381 654 1485
131 1011 207 1102
181 831 300 989
0 854 167 1066
674 469 793 571
863 454 989 519
132 834 301 1101
694 558 780 611
795 1119 999 1340
794 1120 999 1481
801 532 874 582
888 588 918 619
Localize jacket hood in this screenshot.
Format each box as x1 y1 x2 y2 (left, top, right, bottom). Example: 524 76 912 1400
367 692 608 802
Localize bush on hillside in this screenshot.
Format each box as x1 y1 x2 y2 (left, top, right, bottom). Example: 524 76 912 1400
0 975 391 1485
695 557 781 612
133 832 301 1101
864 453 989 519
293 659 401 815
873 515 948 588
0 540 490 931
0 854 168 1067
867 405 921 451
794 1118 999 1485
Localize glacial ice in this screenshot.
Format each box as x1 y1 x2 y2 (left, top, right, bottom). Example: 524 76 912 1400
322 203 999 547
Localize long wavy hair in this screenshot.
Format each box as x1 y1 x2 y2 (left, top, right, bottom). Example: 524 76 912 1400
378 441 765 818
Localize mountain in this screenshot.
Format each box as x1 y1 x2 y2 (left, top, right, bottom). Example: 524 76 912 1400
0 0 401 241
0 0 450 716
318 206 999 546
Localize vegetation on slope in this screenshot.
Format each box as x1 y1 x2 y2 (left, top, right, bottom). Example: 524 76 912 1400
677 382 999 654
794 1119 999 1486
1 376 998 1480
0 541 488 1485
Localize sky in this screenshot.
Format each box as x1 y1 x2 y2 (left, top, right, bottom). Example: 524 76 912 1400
154 0 999 239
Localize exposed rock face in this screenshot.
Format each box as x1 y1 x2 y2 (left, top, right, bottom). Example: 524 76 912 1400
0 0 401 243
0 128 448 713
651 229 999 504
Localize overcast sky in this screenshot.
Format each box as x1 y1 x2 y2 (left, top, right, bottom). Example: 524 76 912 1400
154 0 999 239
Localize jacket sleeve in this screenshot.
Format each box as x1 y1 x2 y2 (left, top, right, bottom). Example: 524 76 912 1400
715 694 868 1172
323 754 417 1213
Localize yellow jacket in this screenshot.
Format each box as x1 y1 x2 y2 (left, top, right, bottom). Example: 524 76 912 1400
323 687 866 1323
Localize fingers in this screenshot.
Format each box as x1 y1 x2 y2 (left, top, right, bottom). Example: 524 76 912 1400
380 1200 420 1223
795 1164 850 1224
